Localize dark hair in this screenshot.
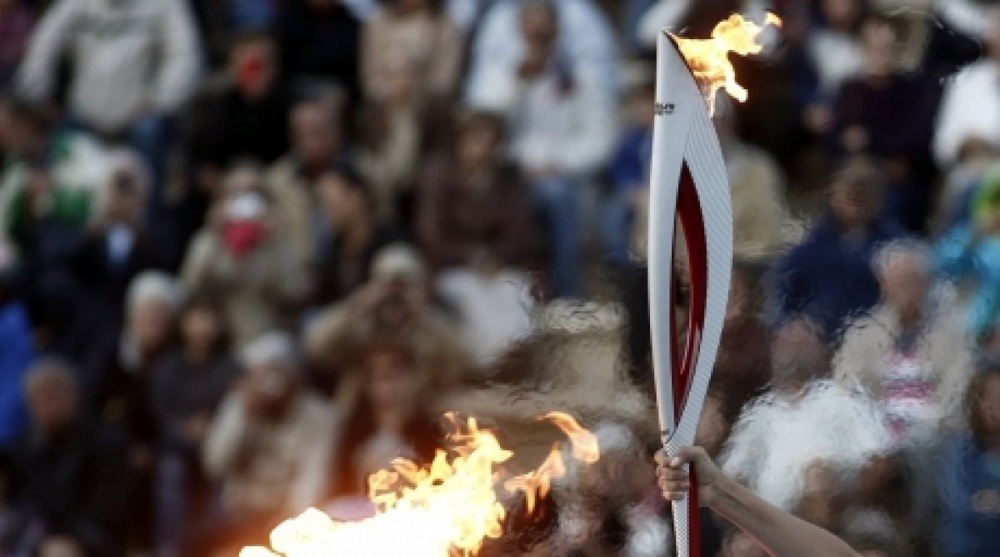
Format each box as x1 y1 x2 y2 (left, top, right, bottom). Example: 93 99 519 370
380 0 444 14
179 294 232 356
322 160 377 213
967 364 1000 449
456 110 507 144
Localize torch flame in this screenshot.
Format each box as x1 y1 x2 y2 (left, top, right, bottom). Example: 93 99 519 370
671 13 782 112
240 412 599 557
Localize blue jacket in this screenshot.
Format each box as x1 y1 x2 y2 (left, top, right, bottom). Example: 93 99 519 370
935 224 1000 340
606 124 652 195
772 215 905 339
0 300 33 447
939 433 1000 557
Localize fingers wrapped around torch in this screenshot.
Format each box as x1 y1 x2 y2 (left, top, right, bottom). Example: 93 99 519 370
654 449 691 501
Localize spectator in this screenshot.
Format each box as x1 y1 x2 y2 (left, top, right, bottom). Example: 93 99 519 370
202 332 335 550
188 31 293 184
836 240 973 442
938 365 1000 557
361 0 464 106
935 181 1000 342
305 244 471 389
416 110 540 364
0 239 32 447
265 97 349 269
17 0 200 190
276 0 362 96
0 0 33 87
311 163 399 308
601 76 653 270
719 319 893 529
326 336 445 501
933 8 1000 170
473 0 616 298
63 150 164 357
0 449 44 556
149 296 239 557
466 0 619 107
829 13 938 233
181 175 305 348
7 358 129 557
772 158 906 340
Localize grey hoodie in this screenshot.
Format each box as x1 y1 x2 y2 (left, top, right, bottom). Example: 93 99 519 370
17 0 200 134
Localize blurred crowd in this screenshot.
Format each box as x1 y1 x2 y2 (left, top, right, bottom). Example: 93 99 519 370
1 0 1000 556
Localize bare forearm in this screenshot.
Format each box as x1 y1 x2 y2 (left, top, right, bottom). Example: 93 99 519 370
709 474 859 557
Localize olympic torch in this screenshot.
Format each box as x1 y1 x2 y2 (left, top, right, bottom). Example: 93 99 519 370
648 14 779 557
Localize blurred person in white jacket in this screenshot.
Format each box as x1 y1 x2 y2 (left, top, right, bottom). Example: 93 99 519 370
465 0 619 107
933 8 1000 170
17 0 200 193
719 319 893 531
469 0 615 298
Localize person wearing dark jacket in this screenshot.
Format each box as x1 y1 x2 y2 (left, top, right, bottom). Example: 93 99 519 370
772 158 906 341
7 358 129 557
150 297 239 557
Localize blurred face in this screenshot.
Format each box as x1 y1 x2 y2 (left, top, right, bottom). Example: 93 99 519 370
230 38 278 100
822 0 861 30
104 169 146 224
224 166 262 195
291 104 339 169
520 6 557 51
879 254 928 317
394 0 431 13
989 11 1000 62
771 321 829 385
130 298 174 354
181 306 223 353
829 180 878 230
862 22 898 78
246 361 296 407
628 87 656 127
365 350 424 412
978 376 1000 436
27 373 79 436
725 269 753 327
724 531 769 557
456 121 501 169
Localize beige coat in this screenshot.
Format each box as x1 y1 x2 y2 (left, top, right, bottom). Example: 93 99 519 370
203 392 336 515
180 229 305 348
833 290 974 434
264 157 316 269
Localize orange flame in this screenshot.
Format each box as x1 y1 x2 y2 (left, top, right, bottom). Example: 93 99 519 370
240 412 599 557
672 13 782 112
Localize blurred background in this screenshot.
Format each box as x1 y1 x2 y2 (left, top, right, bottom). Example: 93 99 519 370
1 0 1000 556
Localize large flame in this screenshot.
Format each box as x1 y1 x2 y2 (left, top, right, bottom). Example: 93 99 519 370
672 13 782 111
241 412 599 557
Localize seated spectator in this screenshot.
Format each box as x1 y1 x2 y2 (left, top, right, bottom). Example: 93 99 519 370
829 13 938 233
836 240 973 443
466 0 619 107
362 0 464 106
265 96 350 269
0 0 33 87
933 8 1000 170
471 0 616 298
63 150 164 358
275 0 362 96
7 358 129 557
201 332 335 551
935 184 1000 343
416 110 540 364
149 296 239 557
772 158 906 341
938 364 1000 557
0 240 31 447
311 163 399 308
305 244 471 390
326 336 445 504
182 173 305 348
791 0 867 138
719 319 893 530
189 31 292 181
601 76 653 270
16 0 200 192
